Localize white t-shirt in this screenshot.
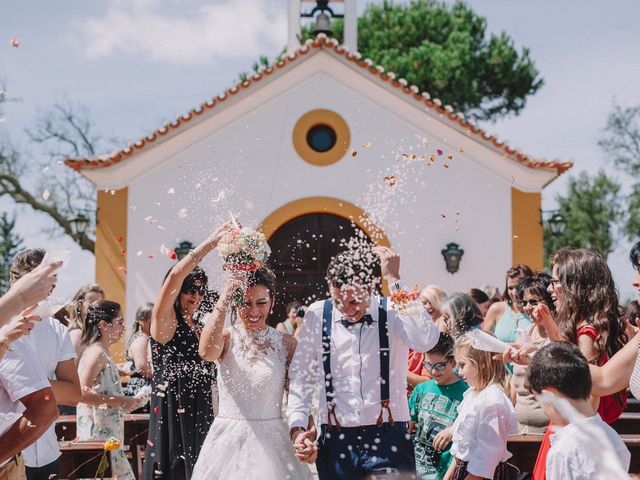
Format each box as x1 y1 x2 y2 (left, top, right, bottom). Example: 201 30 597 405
547 414 631 480
449 383 518 478
0 328 51 466
21 317 76 468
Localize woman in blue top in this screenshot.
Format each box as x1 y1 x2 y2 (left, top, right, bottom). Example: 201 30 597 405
484 264 534 344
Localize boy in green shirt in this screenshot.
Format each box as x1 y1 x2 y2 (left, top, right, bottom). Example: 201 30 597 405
408 333 468 480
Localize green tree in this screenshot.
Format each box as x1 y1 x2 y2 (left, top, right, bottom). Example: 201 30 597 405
543 171 623 266
0 212 24 294
300 0 543 121
598 103 640 239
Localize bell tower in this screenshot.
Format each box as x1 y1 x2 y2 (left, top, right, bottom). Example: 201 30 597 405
287 0 358 55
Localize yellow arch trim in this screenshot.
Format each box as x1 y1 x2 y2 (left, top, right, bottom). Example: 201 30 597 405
260 196 390 247
292 109 351 166
260 197 391 294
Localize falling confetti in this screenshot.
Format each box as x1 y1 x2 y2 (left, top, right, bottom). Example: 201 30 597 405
160 244 177 261
458 146 465 152
147 253 156 260
443 163 450 168
383 175 397 186
437 149 443 156
178 208 188 219
117 266 127 275
513 234 519 239
351 149 358 157
168 187 175 194
447 153 454 160
117 236 124 243
154 406 160 415
10 36 19 47
362 142 372 148
177 408 185 413
42 189 50 201
511 175 516 183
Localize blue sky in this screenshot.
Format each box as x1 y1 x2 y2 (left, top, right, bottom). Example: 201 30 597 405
1 0 639 301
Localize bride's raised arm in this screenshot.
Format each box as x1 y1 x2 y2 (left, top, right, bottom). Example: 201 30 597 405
151 223 232 344
199 271 245 362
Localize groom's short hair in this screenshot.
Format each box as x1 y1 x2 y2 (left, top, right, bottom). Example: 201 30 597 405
326 248 380 290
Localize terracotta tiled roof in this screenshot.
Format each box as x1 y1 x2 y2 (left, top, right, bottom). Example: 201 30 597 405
65 35 572 179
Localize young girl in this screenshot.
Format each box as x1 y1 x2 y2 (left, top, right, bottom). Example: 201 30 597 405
444 335 517 480
125 303 153 409
77 300 144 480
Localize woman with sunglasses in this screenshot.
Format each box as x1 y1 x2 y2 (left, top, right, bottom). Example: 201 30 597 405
142 223 233 480
510 274 556 434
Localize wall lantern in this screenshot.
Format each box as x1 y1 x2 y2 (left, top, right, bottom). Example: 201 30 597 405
69 213 90 239
174 241 194 260
547 212 566 236
441 242 464 274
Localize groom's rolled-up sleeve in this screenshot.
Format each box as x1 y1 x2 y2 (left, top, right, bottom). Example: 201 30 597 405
287 306 323 430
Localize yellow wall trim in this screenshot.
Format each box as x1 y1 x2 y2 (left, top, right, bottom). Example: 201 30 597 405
95 188 128 361
292 109 350 166
511 188 543 270
260 196 390 247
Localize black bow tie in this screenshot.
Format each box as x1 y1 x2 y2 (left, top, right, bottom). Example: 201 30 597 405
340 314 373 328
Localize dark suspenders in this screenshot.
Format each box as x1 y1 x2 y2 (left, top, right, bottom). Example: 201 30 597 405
321 297 394 429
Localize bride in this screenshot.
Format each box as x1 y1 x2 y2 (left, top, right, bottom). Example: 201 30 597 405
192 265 314 479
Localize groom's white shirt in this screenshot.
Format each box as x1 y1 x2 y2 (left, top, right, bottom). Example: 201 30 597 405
287 283 439 429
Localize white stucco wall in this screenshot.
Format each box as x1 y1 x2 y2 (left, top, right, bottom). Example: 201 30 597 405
122 52 522 319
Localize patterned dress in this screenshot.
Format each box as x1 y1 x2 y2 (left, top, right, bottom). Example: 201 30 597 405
77 350 135 479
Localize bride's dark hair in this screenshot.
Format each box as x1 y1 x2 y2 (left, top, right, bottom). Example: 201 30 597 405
230 266 277 326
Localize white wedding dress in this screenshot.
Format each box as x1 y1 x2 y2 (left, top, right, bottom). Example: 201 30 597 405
191 326 313 480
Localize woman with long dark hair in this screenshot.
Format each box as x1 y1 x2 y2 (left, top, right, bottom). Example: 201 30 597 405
192 267 312 479
531 247 627 480
142 223 232 480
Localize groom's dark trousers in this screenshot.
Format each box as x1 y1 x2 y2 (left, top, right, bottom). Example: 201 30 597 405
316 422 416 479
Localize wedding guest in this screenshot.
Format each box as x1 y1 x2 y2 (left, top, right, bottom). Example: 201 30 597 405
276 300 304 337
484 265 534 343
442 293 483 339
526 343 630 479
288 245 439 479
125 303 153 401
8 249 81 480
624 300 640 340
66 284 104 356
409 333 467 479
444 335 517 480
77 300 143 479
0 261 59 328
531 247 627 480
143 223 232 480
468 288 490 318
407 286 447 394
511 274 555 434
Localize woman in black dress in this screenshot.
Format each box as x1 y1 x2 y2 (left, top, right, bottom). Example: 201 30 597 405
143 224 232 479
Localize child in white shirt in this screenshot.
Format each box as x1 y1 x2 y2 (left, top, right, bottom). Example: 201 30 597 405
526 342 630 480
444 334 517 480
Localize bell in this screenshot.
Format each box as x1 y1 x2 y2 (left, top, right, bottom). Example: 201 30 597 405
313 12 332 36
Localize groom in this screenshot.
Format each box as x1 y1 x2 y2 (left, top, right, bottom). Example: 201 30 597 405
287 245 440 479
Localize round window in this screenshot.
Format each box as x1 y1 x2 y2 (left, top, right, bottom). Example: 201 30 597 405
306 124 337 153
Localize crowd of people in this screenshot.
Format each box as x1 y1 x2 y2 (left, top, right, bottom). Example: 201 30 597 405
0 226 639 480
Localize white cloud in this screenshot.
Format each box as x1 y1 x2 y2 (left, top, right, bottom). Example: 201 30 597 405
74 0 287 64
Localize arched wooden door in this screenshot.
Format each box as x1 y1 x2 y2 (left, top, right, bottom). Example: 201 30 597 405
267 213 376 325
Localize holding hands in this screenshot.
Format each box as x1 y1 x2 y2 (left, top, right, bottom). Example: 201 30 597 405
291 428 318 464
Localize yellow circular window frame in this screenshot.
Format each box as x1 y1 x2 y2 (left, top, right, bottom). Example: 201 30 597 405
293 109 350 166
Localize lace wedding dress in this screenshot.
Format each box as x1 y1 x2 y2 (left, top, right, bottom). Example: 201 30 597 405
191 326 313 480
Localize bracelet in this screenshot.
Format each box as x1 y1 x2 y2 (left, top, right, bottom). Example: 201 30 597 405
188 249 203 263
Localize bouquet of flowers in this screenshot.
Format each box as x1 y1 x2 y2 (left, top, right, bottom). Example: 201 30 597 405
389 284 422 315
218 227 271 272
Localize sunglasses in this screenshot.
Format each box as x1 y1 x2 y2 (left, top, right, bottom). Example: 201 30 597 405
520 299 542 308
422 359 451 372
181 284 207 296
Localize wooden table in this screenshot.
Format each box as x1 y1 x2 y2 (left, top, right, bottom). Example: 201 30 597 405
59 440 112 479
57 414 149 478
